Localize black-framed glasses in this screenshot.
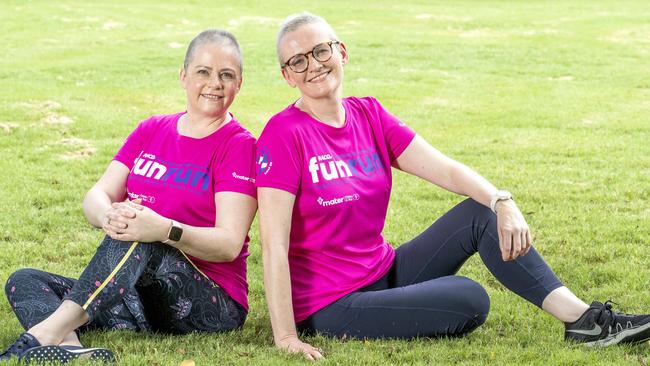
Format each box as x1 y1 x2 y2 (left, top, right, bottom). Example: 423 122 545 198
281 41 340 73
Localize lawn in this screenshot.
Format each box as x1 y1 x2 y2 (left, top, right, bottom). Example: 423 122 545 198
1 0 649 365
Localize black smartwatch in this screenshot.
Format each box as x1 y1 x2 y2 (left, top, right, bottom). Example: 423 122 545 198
164 220 183 244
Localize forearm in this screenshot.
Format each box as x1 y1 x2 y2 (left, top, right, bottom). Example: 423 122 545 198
448 162 498 208
166 223 243 262
394 136 499 208
262 245 299 344
82 186 114 228
83 160 130 228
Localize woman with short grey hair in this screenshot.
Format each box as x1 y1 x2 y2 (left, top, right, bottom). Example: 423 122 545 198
256 12 650 360
1 29 257 364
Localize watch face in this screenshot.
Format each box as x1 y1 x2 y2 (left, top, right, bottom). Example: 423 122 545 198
169 225 183 242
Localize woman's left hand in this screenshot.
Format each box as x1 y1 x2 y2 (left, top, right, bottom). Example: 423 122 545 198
495 199 532 261
103 201 168 243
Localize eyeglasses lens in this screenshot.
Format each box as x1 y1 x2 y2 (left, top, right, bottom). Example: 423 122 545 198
288 42 334 73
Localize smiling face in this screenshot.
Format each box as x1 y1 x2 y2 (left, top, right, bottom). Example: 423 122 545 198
180 42 242 120
278 22 348 101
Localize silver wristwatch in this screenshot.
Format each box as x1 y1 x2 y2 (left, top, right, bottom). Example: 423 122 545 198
490 190 513 213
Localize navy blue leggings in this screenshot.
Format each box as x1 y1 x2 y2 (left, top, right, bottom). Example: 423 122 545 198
297 199 563 339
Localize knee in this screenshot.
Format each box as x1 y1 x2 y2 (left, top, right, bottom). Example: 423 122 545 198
454 277 490 330
5 268 40 297
100 235 135 247
461 198 495 221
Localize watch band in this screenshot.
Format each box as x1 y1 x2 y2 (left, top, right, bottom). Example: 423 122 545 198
490 190 513 213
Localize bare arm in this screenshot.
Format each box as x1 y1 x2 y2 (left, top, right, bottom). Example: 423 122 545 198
393 135 531 260
82 161 130 228
104 191 257 262
392 135 497 207
172 192 257 261
258 187 323 361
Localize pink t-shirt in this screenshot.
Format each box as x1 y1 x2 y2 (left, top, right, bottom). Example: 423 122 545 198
255 96 416 322
114 112 256 310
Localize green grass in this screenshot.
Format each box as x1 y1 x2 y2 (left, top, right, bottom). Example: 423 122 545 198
1 0 649 364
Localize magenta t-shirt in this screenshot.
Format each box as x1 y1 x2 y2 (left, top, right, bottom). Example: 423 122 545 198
113 112 256 310
255 96 416 322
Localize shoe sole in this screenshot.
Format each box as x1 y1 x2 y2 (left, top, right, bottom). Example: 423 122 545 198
582 321 650 347
21 345 115 364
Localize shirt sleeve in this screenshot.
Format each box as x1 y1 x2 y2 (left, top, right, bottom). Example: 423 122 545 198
213 134 257 198
113 118 149 169
371 97 416 162
254 120 302 195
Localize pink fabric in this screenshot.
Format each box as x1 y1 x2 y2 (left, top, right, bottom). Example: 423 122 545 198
255 97 416 322
114 112 256 310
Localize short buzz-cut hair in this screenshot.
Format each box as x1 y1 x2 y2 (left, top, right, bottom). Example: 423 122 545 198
276 12 339 65
183 29 243 74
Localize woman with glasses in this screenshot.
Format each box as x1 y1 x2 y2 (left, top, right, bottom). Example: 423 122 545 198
255 12 650 360
1 29 257 364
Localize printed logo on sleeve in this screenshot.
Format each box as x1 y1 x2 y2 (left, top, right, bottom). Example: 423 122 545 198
256 147 272 175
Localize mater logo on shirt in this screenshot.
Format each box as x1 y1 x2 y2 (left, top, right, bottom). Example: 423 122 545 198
232 171 255 183
317 193 360 207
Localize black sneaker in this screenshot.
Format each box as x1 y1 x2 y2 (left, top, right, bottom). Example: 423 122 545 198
21 345 116 364
0 333 42 361
565 300 650 347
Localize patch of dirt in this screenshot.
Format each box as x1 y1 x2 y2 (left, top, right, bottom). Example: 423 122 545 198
517 29 558 36
168 42 183 49
59 147 97 160
14 100 61 111
548 75 574 81
604 27 650 44
415 13 472 22
228 16 280 27
0 123 19 133
43 101 61 110
56 137 90 146
459 29 503 39
42 114 73 125
102 21 125 30
423 97 451 107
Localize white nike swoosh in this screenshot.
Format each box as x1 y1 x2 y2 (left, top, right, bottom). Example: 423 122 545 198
567 323 602 336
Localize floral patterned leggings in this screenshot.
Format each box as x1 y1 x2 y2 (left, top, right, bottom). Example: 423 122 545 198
4 236 246 334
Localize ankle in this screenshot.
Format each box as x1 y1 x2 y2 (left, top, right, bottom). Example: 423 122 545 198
26 326 60 346
562 304 590 324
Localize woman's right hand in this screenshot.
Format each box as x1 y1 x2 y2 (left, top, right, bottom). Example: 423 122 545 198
276 335 324 361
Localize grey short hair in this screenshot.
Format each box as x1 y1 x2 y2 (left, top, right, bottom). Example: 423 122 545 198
276 12 338 65
184 29 243 74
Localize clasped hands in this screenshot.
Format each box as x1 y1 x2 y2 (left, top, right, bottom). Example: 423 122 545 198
495 199 532 261
102 199 168 243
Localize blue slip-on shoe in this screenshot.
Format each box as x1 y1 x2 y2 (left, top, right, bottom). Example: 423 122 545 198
21 344 116 364
0 333 41 361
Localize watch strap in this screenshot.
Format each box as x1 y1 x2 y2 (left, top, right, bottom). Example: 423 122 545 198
490 190 513 213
